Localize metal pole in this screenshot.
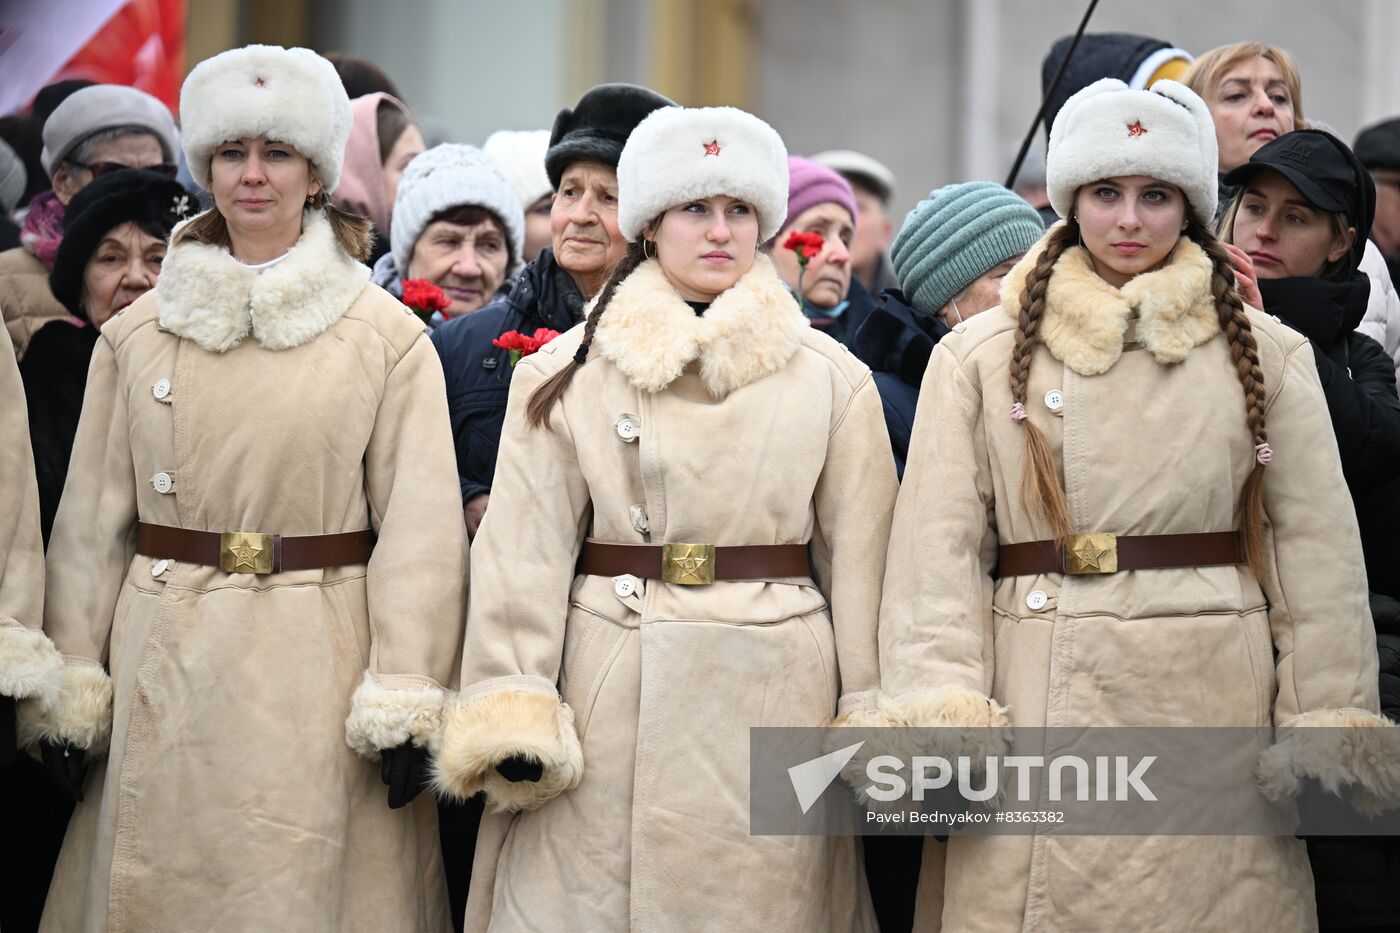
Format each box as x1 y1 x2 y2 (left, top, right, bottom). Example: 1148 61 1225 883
1004 0 1101 190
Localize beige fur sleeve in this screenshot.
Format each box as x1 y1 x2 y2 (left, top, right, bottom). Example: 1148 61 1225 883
878 335 1006 726
0 326 58 703
810 370 897 713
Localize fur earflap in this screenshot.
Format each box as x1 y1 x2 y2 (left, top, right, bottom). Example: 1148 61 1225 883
1257 707 1400 816
592 254 809 397
431 688 584 813
180 45 352 191
343 671 447 761
1000 234 1219 375
617 106 789 242
156 210 369 352
16 659 113 753
0 621 62 704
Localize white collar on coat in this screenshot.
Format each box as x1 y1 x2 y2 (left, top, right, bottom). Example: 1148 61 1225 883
591 253 809 398
999 233 1221 376
155 210 370 352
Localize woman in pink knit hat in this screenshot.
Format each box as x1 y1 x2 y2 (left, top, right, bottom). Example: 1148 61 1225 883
770 155 872 343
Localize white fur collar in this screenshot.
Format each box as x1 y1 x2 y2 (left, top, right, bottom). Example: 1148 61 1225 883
592 254 809 397
156 210 369 352
1000 235 1220 376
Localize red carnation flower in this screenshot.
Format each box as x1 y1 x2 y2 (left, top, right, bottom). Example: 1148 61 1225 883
493 328 562 367
783 230 825 261
782 231 826 310
400 278 452 324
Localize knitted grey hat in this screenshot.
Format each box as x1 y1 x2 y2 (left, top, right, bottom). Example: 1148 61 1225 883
41 84 179 178
389 143 526 275
891 182 1044 315
0 139 25 215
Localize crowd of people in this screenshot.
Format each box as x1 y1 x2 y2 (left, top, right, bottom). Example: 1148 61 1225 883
0 28 1398 933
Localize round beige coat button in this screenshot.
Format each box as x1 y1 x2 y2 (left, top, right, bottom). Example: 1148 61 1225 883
1026 590 1049 611
151 559 170 577
152 472 174 494
152 378 171 400
613 575 638 598
1044 389 1064 413
615 415 640 443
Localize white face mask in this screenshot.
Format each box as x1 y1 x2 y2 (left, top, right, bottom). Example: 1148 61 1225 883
947 297 965 325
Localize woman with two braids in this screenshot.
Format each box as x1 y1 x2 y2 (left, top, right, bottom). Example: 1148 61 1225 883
432 106 897 931
879 79 1398 930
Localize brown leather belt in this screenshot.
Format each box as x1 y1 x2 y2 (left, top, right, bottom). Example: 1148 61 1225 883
578 540 811 585
136 522 375 574
997 531 1243 578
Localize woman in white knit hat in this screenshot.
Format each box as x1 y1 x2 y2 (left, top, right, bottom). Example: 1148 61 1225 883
879 78 1397 930
371 143 525 322
433 105 897 931
19 45 465 933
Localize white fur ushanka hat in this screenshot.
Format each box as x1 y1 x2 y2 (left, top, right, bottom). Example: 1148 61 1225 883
179 45 352 192
617 106 789 243
1047 78 1219 226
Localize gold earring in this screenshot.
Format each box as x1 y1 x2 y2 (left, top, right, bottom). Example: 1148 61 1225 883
643 239 656 261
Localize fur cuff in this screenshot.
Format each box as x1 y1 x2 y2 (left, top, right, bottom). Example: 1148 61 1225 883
343 671 447 761
830 690 907 805
431 688 584 812
1257 708 1400 815
892 683 1011 742
16 659 113 753
0 621 62 704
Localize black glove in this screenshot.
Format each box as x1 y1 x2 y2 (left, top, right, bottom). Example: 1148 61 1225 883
0 695 15 769
496 755 543 783
40 739 87 802
380 740 430 809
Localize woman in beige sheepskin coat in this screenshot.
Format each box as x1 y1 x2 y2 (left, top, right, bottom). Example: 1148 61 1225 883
18 46 465 933
0 326 59 755
434 106 898 932
881 79 1399 931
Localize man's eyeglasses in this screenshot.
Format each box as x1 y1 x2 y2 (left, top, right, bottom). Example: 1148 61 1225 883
68 160 179 180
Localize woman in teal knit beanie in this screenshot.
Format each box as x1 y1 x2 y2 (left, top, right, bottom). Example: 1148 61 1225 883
851 181 1043 477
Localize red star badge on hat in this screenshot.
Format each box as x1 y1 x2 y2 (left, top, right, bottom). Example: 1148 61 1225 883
255 76 266 87
1127 121 1146 137
703 139 721 157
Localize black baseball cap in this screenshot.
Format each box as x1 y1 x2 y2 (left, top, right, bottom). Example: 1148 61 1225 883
1224 129 1374 238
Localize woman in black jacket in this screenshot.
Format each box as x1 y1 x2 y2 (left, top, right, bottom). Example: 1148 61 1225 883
24 168 190 544
1222 128 1400 933
1222 129 1400 496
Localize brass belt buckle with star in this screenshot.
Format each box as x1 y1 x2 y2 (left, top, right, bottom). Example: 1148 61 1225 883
220 531 275 574
1062 533 1117 575
661 543 717 585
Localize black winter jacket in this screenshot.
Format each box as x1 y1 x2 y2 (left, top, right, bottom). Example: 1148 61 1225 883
850 288 950 479
1259 274 1400 496
19 319 97 545
429 248 585 502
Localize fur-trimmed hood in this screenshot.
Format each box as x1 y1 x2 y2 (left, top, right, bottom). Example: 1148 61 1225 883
155 210 370 353
1000 232 1220 376
591 253 809 398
